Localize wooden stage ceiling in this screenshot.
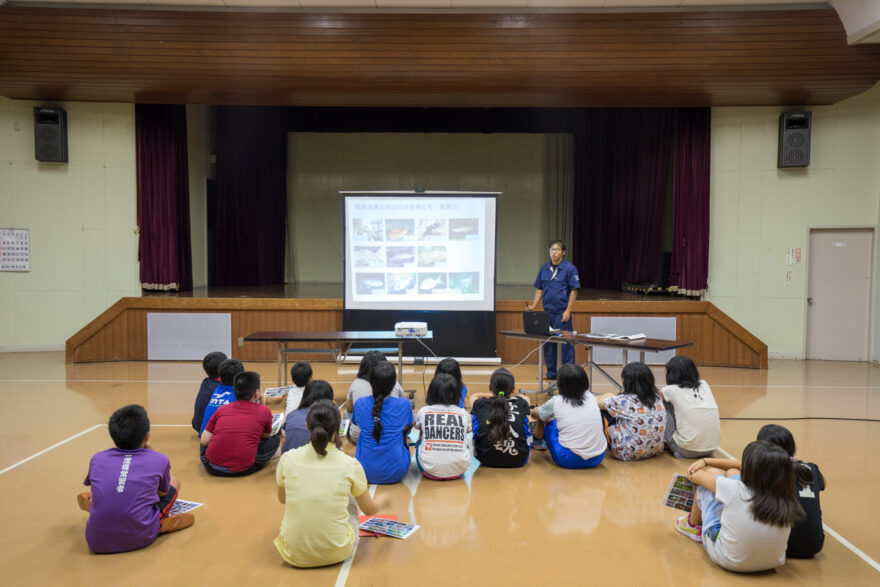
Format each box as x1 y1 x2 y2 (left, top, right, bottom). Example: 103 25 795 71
2 6 880 107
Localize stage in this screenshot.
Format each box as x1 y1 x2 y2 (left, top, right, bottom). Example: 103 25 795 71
67 285 766 369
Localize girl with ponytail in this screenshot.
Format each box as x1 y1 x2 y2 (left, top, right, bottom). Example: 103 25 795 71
469 368 531 468
351 361 414 484
275 400 389 568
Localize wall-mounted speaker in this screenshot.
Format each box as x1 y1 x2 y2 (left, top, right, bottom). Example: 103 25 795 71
33 107 68 163
777 111 811 168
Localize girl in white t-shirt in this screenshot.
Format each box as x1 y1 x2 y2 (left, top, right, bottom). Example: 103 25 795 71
275 400 388 568
675 440 805 573
530 363 606 469
661 356 720 458
414 373 472 480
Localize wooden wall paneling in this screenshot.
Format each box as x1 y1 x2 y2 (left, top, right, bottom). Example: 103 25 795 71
2 7 880 107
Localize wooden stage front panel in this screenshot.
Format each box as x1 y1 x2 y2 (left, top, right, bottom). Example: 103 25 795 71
66 297 766 369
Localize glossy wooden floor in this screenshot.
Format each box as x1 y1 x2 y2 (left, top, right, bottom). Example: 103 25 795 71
1 352 878 586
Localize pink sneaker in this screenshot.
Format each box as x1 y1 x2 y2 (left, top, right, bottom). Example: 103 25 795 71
675 515 702 543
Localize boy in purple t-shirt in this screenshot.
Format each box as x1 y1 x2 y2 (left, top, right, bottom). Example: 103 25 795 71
78 405 194 553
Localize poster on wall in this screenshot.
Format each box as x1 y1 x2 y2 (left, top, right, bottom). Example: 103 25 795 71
0 229 30 272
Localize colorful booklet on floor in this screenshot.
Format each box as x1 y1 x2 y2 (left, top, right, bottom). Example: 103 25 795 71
662 473 696 511
358 514 397 537
271 412 286 435
169 499 204 516
359 516 419 539
264 385 294 399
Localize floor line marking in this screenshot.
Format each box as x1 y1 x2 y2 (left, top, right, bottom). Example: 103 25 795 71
0 424 103 476
335 484 376 587
717 447 880 573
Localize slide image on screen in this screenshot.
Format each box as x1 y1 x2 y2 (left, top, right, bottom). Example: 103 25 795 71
343 192 497 312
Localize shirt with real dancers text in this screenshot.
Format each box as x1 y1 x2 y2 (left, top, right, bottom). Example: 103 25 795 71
83 447 171 554
415 403 472 478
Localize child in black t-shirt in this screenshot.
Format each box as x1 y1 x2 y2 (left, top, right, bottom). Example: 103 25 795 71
469 368 531 468
757 424 825 558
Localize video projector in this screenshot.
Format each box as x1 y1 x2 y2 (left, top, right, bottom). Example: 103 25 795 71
395 321 428 337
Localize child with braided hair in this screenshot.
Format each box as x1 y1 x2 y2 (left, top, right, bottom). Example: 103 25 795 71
351 361 414 484
469 368 531 468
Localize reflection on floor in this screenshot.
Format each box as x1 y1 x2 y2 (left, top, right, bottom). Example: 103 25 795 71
0 352 878 585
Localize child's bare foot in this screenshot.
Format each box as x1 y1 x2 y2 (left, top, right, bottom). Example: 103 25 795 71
77 492 91 512
159 512 195 534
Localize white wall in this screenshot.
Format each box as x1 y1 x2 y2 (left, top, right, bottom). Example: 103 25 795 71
286 132 557 286
0 98 139 350
707 84 880 359
186 105 215 289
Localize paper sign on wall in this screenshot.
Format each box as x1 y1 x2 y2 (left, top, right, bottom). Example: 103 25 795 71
0 229 30 272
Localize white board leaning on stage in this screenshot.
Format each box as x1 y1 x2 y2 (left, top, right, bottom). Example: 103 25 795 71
590 316 677 366
147 313 232 360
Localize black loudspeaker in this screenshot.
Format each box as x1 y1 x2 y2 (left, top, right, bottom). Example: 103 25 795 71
777 111 811 168
33 107 68 162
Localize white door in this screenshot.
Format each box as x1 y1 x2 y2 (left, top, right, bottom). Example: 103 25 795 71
805 228 874 361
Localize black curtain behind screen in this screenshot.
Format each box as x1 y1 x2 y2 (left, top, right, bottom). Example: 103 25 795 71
212 106 288 286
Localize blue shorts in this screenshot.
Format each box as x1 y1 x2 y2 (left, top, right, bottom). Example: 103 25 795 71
544 420 605 469
697 473 741 542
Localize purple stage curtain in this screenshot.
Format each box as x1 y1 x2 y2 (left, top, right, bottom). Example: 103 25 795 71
572 109 675 289
135 104 192 291
211 106 287 286
669 109 711 296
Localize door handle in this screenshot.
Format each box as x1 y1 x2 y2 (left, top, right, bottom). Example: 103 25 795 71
807 297 814 305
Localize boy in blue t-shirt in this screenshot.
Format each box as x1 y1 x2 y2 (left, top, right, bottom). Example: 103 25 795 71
199 358 244 435
192 351 227 433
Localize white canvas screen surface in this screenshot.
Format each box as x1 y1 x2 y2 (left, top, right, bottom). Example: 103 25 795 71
343 192 498 311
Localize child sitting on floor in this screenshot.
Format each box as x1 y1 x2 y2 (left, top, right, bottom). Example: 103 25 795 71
675 441 805 573
530 363 606 469
414 373 472 480
345 351 406 444
660 355 720 458
198 358 244 435
275 400 389 568
470 367 531 468
281 379 335 454
79 404 193 554
284 361 312 415
200 370 280 476
351 361 414 484
597 361 666 461
191 351 227 433
435 357 468 408
757 424 825 558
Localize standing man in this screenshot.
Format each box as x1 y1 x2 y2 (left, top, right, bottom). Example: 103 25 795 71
526 240 579 380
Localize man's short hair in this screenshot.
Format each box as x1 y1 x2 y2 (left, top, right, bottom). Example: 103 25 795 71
233 371 261 400
549 239 567 252
108 404 150 450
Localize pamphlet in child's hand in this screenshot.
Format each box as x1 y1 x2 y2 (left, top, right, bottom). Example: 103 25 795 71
662 473 696 511
358 514 397 536
169 499 204 516
359 516 419 539
340 418 350 437
264 385 294 399
271 412 286 435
